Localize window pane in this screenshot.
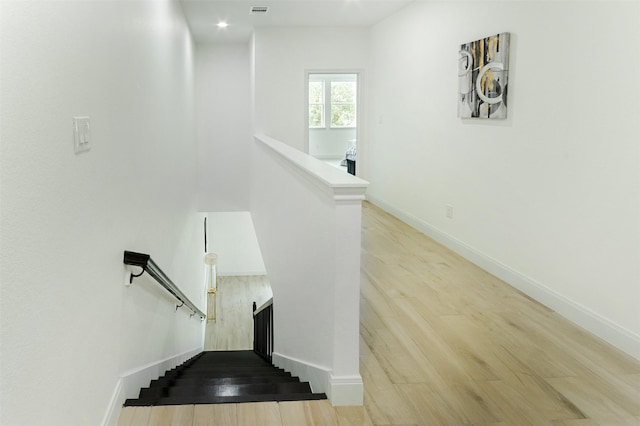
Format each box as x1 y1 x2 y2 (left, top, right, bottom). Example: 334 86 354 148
309 81 324 104
309 104 324 127
331 104 356 127
331 81 356 103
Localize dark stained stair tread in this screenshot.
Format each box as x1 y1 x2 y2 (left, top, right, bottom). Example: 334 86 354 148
170 382 312 395
178 370 293 379
138 382 312 399
123 350 326 407
125 393 328 406
171 375 301 386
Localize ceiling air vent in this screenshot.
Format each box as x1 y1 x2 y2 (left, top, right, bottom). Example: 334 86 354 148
250 6 269 14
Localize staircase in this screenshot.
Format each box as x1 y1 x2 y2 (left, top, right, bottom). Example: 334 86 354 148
123 350 327 406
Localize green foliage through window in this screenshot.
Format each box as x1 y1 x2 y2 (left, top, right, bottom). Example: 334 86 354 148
309 81 324 128
309 77 357 129
330 81 356 128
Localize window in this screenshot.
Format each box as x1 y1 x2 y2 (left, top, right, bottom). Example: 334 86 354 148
308 76 357 129
330 81 357 128
309 81 325 128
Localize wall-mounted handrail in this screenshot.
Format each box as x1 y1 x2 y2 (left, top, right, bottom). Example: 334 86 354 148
124 250 205 320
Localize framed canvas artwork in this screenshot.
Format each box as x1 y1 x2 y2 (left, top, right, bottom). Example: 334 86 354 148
458 32 510 119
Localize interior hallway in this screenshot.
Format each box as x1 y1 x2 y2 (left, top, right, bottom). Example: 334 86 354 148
119 202 640 425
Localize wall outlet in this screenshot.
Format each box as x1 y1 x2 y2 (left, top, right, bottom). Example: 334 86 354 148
446 204 454 219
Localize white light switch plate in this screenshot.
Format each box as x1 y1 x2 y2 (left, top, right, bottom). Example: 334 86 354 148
73 116 91 154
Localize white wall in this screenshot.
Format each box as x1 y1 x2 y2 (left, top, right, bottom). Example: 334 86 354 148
250 135 367 404
196 43 251 212
206 212 266 276
0 1 204 425
253 28 369 152
309 128 357 159
367 1 640 358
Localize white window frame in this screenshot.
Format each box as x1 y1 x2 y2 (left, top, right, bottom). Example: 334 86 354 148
308 75 357 130
308 80 325 129
329 80 357 129
305 70 364 176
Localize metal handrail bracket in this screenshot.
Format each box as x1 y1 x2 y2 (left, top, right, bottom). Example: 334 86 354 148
123 250 205 320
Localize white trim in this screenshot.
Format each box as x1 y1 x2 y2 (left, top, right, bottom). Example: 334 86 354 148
328 374 364 406
218 270 267 277
101 378 124 426
101 346 203 426
367 194 640 361
272 352 331 395
271 352 364 406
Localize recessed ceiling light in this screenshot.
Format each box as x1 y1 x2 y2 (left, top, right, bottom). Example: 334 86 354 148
217 21 228 28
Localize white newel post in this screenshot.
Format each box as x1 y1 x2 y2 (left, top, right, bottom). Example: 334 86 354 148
330 191 366 405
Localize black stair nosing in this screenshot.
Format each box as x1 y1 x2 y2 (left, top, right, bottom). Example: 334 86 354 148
185 351 262 362
139 382 313 400
199 350 261 356
165 381 313 396
139 378 309 399
191 356 270 362
158 392 328 405
178 371 292 379
183 363 286 370
170 375 301 386
184 363 279 369
139 377 311 398
125 392 328 407
188 362 273 368
180 367 289 374
182 367 288 372
149 374 300 389
178 370 290 378
195 354 267 363
185 364 274 370
182 367 284 374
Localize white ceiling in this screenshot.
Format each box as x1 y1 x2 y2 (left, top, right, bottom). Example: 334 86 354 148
180 0 413 44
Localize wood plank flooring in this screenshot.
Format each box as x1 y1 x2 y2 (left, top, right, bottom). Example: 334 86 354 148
204 275 273 351
119 201 640 425
118 400 371 426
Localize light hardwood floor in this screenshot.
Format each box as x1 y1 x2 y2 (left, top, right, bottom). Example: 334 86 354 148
119 201 640 425
204 275 273 351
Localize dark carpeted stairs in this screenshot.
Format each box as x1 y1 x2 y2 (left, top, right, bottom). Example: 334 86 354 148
124 350 327 406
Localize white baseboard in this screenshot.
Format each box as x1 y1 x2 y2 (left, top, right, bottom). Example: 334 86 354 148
367 195 640 361
328 374 364 406
272 352 331 395
272 352 364 405
218 271 267 277
101 346 203 426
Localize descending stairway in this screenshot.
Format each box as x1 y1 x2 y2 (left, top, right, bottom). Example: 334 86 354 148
124 351 327 406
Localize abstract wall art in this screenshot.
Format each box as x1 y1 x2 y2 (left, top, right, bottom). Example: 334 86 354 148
458 32 510 119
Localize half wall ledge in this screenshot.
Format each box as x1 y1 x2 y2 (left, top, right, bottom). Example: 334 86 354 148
254 133 369 201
